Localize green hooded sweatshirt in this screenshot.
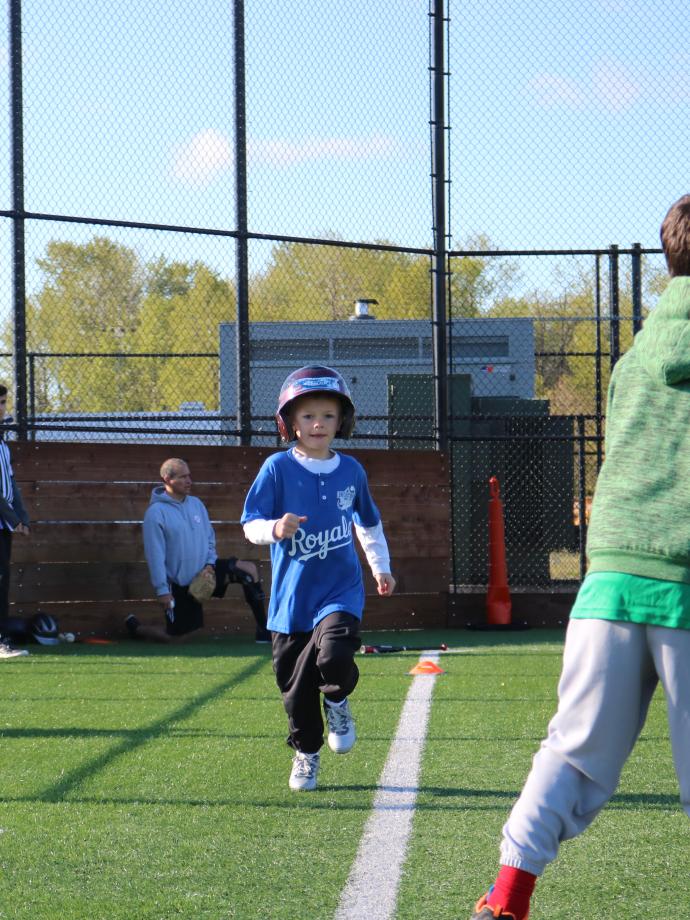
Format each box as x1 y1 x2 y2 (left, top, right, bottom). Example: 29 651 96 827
587 275 690 583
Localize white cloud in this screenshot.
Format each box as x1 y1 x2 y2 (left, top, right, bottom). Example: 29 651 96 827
249 133 399 166
527 59 641 113
592 58 639 112
171 129 232 185
527 73 584 108
171 130 399 184
528 57 687 114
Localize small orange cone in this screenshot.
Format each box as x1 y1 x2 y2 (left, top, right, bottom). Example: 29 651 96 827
408 660 445 675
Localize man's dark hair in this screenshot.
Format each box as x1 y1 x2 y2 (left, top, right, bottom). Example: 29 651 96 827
0 385 7 397
660 194 690 277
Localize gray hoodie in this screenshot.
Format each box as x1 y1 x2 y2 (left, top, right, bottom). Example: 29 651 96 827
142 486 217 596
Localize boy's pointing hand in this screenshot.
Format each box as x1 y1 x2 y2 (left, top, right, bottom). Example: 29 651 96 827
274 513 308 540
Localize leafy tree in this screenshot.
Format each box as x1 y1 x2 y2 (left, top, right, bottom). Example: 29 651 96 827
488 257 657 418
250 235 515 322
250 240 429 321
134 261 234 410
25 238 234 413
27 238 145 412
450 235 521 318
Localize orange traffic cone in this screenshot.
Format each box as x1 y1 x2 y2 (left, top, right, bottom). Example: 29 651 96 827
486 476 512 626
408 660 444 675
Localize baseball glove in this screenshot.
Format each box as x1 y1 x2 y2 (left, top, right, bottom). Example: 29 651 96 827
188 568 216 602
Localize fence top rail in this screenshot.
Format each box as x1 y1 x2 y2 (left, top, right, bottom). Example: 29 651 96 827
450 246 663 257
1 209 661 260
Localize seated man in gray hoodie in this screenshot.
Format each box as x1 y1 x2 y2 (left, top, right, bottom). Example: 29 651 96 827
127 457 270 643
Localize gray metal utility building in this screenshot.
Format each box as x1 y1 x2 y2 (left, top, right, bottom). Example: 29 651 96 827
220 311 574 587
219 314 536 447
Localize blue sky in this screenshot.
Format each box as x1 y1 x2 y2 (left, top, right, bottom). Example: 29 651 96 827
1 0 688 306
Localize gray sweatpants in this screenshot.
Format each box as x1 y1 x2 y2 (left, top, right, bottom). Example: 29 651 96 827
500 618 690 876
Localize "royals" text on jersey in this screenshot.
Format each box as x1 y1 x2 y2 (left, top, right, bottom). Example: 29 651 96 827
287 515 353 562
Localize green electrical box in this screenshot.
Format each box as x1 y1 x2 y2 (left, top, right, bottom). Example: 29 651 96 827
388 375 574 587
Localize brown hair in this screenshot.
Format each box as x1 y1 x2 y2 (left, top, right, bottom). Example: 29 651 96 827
660 194 690 277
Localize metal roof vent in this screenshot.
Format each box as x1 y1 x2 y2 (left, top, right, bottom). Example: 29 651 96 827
350 298 378 320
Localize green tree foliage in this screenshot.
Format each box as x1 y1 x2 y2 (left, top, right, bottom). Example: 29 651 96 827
26 238 234 413
450 236 521 318
488 258 660 418
28 238 145 412
250 240 431 321
133 259 234 410
249 236 512 321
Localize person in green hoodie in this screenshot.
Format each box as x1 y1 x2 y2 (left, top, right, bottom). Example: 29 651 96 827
468 195 690 920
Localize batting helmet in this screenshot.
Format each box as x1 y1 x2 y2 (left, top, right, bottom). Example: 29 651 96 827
31 612 60 646
276 365 355 442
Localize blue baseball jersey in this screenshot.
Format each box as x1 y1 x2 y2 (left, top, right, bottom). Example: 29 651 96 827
241 449 381 633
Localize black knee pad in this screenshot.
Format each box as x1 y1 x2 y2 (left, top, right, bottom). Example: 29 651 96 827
224 558 255 587
239 574 267 630
242 579 265 606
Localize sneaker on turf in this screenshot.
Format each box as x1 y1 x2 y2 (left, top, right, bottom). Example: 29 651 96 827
124 614 140 638
289 751 320 791
323 697 356 754
254 626 272 644
470 894 525 920
0 640 29 659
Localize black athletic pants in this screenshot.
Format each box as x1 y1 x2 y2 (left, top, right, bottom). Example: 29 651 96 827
272 611 361 754
0 529 12 621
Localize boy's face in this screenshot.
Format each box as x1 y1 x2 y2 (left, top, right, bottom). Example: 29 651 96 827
290 395 341 459
0 392 8 422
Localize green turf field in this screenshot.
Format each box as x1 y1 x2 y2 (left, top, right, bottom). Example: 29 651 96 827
0 630 686 919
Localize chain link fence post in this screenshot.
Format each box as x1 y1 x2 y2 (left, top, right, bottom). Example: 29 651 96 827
9 0 27 439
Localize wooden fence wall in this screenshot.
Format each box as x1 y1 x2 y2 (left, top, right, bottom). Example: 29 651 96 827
9 442 451 638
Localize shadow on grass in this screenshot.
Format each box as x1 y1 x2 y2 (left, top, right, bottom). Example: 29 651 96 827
0 786 681 812
9 655 269 804
30 639 273 659
0 727 280 740
609 791 683 808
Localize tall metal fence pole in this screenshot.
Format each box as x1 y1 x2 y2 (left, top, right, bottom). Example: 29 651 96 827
577 415 587 580
430 0 448 451
9 0 28 440
631 242 643 336
608 244 620 370
28 352 35 441
233 0 251 446
594 254 603 471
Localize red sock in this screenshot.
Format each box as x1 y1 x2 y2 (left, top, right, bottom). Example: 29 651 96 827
486 866 537 920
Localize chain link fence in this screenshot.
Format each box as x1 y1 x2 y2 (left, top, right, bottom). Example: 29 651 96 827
1 1 685 587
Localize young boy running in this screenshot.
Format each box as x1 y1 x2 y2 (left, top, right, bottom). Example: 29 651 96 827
242 366 396 791
468 197 690 919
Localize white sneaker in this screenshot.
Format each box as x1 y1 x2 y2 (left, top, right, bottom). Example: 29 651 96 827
289 751 320 791
0 641 29 659
324 697 356 754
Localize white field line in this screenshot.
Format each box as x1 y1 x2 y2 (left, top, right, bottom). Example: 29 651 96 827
333 652 440 920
